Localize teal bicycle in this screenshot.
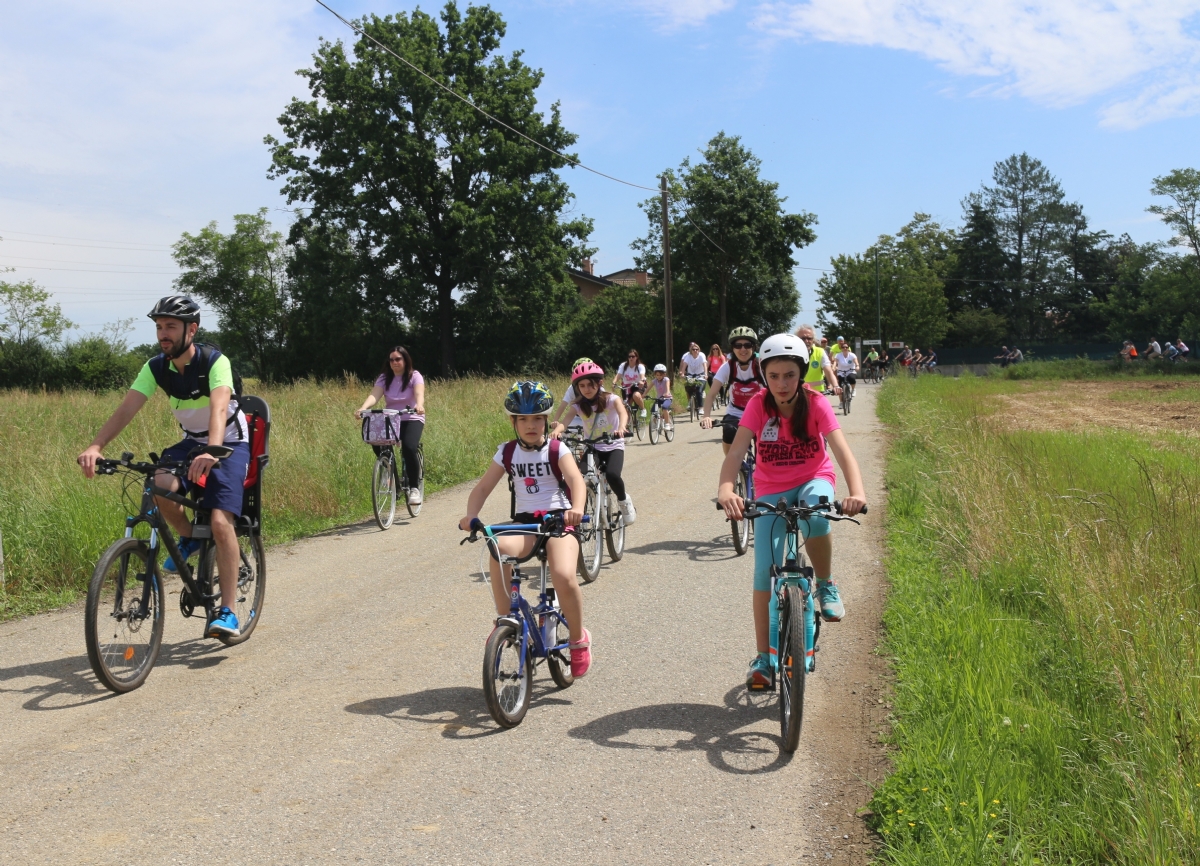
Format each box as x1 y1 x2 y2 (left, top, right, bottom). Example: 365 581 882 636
720 496 865 752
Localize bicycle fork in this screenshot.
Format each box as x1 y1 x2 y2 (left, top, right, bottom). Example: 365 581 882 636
768 564 817 675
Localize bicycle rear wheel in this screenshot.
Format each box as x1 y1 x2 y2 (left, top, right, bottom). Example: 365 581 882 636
196 533 266 646
605 487 625 561
483 620 531 728
577 480 602 583
372 450 397 529
731 469 751 556
405 446 425 518
544 608 574 689
632 410 643 440
85 538 164 693
778 584 807 752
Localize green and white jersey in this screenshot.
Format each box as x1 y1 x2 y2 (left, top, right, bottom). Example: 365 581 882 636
131 353 248 444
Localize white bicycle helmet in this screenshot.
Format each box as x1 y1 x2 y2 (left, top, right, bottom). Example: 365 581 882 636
653 363 667 373
758 333 810 367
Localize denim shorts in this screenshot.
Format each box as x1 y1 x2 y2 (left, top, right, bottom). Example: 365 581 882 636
161 439 250 518
752 478 835 592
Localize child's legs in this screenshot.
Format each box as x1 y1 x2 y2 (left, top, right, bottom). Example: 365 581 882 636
598 449 627 500
795 478 836 580
488 535 535 616
546 535 584 643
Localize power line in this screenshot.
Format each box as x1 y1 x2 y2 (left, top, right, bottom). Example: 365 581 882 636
0 229 170 250
1 255 176 269
0 238 169 253
3 265 179 275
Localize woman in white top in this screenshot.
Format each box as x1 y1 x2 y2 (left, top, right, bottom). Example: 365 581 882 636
613 349 648 420
553 361 636 526
678 342 708 407
834 348 859 397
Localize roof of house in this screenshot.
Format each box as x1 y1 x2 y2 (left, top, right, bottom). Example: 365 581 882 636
567 267 615 288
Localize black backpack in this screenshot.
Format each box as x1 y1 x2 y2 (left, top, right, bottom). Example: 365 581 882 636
149 343 245 439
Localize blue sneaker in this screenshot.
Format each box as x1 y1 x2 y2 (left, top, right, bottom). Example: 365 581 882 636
206 607 240 638
163 537 202 573
816 579 845 621
746 652 775 689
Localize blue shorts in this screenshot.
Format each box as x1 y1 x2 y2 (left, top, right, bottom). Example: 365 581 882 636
161 439 250 517
654 396 673 410
752 478 835 592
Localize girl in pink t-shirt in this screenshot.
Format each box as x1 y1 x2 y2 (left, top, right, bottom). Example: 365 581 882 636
716 333 867 689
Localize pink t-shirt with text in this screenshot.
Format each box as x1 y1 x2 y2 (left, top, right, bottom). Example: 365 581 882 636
738 389 840 496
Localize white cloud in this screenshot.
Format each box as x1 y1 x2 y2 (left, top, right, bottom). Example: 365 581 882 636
620 0 737 28
753 0 1200 127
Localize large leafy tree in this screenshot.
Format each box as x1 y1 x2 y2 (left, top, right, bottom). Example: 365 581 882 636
1148 168 1200 258
815 214 951 347
633 132 816 346
267 3 591 374
173 209 290 381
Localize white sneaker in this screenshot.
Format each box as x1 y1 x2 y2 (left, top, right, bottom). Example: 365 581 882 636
639 409 647 419
665 423 673 431
407 488 423 506
618 496 637 526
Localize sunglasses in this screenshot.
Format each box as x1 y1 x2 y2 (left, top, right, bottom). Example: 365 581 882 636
389 356 404 362
628 354 637 359
732 342 754 350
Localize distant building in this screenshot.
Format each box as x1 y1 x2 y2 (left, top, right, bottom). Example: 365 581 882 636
566 258 648 303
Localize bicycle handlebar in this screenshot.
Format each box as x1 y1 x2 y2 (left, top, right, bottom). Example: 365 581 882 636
460 514 590 545
714 497 867 521
560 433 616 446
95 446 233 477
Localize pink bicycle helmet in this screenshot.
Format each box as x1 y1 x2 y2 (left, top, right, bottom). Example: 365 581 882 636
571 361 605 383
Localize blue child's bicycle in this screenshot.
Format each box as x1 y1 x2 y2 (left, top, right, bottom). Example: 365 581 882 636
721 496 865 752
462 514 588 728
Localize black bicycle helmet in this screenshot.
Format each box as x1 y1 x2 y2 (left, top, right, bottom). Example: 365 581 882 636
147 295 201 324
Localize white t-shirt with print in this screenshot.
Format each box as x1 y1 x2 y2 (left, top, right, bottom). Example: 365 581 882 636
578 393 625 452
493 439 572 513
616 362 645 388
835 352 858 373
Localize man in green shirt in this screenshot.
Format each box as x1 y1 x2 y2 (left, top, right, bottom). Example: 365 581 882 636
78 296 250 638
795 325 840 395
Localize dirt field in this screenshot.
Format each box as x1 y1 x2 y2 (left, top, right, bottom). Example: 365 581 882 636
993 380 1200 436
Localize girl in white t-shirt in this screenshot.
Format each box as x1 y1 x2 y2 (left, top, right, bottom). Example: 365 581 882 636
553 361 637 526
459 381 592 677
613 349 648 420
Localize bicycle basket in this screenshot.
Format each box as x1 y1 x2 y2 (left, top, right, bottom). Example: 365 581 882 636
362 413 402 445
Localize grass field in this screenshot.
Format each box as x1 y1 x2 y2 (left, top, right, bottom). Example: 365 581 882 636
870 374 1200 864
0 373 692 621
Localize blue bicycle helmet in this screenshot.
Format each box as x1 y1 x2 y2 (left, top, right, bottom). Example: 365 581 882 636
504 381 555 416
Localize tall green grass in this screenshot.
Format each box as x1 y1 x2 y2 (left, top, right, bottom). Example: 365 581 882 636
0 376 564 620
871 376 1200 864
992 357 1200 380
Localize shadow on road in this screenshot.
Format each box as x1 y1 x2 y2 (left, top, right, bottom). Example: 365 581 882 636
623 535 741 564
567 685 791 774
0 639 231 711
345 683 572 738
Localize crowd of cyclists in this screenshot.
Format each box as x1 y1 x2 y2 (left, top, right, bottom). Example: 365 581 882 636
75 295 870 695
1120 338 1190 362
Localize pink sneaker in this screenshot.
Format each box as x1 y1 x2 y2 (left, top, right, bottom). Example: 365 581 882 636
569 628 592 678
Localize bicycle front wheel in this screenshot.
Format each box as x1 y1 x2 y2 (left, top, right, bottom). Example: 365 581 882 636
605 487 625 561
196 533 266 646
483 620 531 728
649 414 660 444
405 446 425 518
779 584 807 752
665 417 675 442
372 450 397 530
577 480 602 583
731 469 751 556
85 538 165 693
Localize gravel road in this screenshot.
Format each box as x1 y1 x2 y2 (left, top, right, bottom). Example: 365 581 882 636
0 387 889 865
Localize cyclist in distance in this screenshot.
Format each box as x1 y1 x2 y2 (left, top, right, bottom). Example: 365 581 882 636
552 361 636 525
678 341 708 407
794 325 839 395
650 363 674 431
707 343 724 385
834 341 860 397
76 296 251 638
459 381 592 677
715 333 867 688
864 346 880 378
549 357 594 438
614 349 648 420
354 345 426 505
701 327 765 455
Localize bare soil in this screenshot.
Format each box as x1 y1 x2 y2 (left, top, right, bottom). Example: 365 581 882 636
992 380 1200 436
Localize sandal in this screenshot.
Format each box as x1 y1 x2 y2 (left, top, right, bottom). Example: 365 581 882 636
569 628 592 678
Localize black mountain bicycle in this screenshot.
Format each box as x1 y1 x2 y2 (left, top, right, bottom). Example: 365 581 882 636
85 400 270 693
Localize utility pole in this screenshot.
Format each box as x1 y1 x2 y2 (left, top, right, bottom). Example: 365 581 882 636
660 175 674 371
875 249 881 345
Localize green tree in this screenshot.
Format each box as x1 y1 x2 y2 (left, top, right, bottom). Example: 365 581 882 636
1148 168 1200 258
633 132 816 345
816 214 951 347
0 280 73 343
173 209 290 381
267 2 591 374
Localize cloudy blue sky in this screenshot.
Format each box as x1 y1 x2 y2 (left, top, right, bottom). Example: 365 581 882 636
3 0 1200 336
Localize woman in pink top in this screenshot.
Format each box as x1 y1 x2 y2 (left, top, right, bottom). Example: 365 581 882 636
716 333 866 689
355 345 427 505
